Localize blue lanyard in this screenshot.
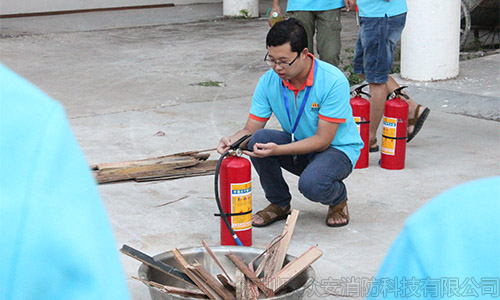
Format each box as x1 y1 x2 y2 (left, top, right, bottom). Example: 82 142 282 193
282 60 317 142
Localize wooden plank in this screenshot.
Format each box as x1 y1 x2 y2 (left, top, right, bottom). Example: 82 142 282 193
97 159 217 183
95 157 200 183
235 269 246 300
189 264 236 300
171 248 223 300
262 242 279 283
245 277 257 300
135 160 216 182
225 253 274 298
135 168 215 182
271 209 299 276
91 149 213 171
216 274 236 293
93 154 200 171
91 149 216 183
247 260 260 299
201 240 233 284
266 246 323 293
252 233 286 278
119 244 195 287
132 276 207 299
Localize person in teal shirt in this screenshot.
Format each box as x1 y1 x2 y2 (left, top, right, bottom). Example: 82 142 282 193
217 19 362 228
271 0 349 66
366 176 500 299
347 0 430 151
0 64 130 300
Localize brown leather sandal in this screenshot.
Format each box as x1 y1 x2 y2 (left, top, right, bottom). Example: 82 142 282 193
407 104 430 143
252 203 291 227
326 199 349 227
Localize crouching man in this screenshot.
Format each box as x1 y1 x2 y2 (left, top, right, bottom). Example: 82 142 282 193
217 19 363 228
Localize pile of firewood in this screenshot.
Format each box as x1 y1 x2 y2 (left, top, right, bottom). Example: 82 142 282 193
91 149 217 184
122 210 322 299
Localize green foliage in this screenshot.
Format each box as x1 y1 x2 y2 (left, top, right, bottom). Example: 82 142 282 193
239 9 250 19
340 48 363 86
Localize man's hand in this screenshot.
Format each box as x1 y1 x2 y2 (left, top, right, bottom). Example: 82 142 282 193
344 0 356 11
243 142 279 158
217 136 233 154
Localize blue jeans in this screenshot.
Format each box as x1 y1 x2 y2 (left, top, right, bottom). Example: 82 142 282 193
247 129 353 208
353 13 407 83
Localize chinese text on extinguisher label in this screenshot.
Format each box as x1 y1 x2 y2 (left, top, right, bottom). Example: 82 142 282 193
231 181 252 231
382 117 397 155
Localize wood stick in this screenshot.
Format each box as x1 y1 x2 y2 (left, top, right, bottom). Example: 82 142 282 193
216 274 236 294
253 233 286 278
132 276 207 299
201 240 234 284
119 244 195 287
266 246 323 293
245 277 257 300
263 242 279 283
272 209 299 276
171 248 223 300
247 260 260 299
235 269 246 300
225 253 274 298
189 264 236 300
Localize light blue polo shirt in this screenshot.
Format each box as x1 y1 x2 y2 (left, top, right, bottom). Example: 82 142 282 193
287 0 345 11
249 56 363 167
357 0 407 18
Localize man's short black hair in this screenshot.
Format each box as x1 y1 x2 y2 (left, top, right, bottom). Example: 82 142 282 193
266 18 308 54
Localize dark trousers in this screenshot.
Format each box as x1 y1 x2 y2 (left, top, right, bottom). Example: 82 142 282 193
247 129 352 208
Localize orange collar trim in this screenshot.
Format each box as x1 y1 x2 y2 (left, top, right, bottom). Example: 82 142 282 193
282 53 315 92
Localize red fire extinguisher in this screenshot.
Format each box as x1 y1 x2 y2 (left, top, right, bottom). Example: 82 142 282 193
380 87 409 170
350 84 371 169
215 135 252 246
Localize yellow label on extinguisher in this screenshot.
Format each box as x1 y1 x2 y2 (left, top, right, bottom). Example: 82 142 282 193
381 116 397 155
231 181 252 231
353 116 361 132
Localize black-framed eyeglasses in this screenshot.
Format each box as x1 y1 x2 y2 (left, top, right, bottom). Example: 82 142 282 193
264 52 300 68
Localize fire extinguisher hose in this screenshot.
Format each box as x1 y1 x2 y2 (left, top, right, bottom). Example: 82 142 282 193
214 134 252 246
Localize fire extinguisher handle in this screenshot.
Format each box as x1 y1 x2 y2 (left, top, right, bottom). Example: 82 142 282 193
359 91 371 98
229 134 252 150
351 83 371 98
387 86 409 100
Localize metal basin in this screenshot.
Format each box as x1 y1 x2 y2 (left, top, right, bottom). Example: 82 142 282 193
138 246 315 300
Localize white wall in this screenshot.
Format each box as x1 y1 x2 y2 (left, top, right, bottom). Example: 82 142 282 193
0 0 219 16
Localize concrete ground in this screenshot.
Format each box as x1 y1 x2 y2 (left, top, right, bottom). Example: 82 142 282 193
1 1 499 299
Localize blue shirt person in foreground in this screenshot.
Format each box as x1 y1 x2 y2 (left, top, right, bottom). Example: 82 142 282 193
0 64 130 300
217 19 363 228
346 0 430 151
366 176 500 299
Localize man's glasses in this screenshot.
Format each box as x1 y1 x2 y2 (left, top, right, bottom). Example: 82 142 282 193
264 52 300 68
